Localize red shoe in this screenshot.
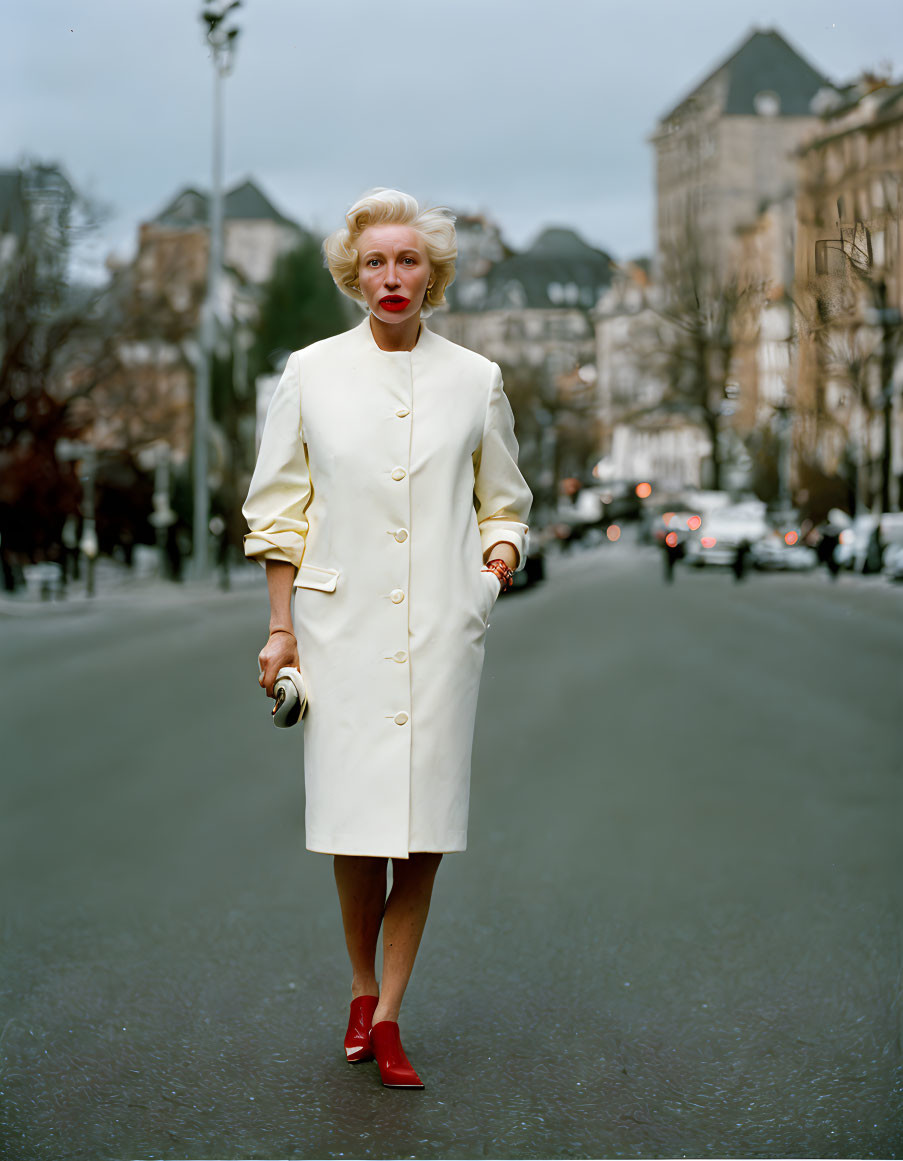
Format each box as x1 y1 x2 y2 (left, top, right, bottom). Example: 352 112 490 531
369 1020 425 1087
344 995 379 1063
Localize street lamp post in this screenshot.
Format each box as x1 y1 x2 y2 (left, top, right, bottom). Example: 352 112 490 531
194 1 241 581
56 439 99 597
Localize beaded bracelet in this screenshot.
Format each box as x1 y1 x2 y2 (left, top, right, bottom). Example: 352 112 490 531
483 557 514 592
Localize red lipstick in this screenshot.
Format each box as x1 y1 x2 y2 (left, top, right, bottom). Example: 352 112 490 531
380 295 410 312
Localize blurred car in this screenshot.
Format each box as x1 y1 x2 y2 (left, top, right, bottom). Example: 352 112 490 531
550 487 607 551
883 543 903 581
879 513 903 581
650 510 701 547
639 500 696 546
684 500 769 567
593 481 642 523
835 511 903 574
507 526 547 591
835 514 876 572
751 529 818 571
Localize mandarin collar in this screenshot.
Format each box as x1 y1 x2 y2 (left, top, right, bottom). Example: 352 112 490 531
356 314 432 356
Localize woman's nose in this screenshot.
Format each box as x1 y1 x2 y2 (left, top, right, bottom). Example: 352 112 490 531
384 263 399 287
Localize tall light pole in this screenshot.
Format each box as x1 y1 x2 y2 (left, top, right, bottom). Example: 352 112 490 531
194 0 241 580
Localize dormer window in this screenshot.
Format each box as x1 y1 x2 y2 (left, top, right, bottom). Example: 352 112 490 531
754 90 780 116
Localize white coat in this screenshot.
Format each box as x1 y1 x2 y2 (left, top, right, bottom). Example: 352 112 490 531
242 315 533 858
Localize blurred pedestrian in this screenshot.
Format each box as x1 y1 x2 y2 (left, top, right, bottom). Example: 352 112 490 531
817 522 841 580
659 530 683 583
732 538 751 582
243 189 532 1090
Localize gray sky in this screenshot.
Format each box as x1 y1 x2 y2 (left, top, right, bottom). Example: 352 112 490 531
3 0 898 278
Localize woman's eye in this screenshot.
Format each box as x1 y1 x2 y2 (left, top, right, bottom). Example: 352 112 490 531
367 258 380 267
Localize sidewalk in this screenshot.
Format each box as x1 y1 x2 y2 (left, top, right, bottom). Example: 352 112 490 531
0 557 266 618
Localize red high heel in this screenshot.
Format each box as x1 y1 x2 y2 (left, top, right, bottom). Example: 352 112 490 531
369 1020 425 1087
344 995 379 1062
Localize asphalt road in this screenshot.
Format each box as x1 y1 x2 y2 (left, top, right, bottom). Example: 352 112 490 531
1 544 901 1160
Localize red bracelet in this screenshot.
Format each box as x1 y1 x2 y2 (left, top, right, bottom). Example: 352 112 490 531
483 558 514 592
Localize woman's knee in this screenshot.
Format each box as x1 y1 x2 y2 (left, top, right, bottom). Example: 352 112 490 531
392 852 442 884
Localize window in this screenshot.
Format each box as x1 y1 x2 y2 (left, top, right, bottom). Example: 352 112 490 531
754 90 780 116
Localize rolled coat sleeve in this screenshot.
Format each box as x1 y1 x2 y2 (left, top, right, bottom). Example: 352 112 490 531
242 351 311 570
473 363 533 572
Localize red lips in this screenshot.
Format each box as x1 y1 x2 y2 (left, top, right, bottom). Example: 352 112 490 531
379 296 410 312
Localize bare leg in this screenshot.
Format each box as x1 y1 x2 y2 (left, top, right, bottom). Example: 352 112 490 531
333 854 387 999
372 852 443 1024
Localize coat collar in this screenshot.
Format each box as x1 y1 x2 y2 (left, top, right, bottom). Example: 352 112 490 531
354 314 435 357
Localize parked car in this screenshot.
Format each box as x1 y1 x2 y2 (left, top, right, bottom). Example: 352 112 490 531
639 499 697 546
751 529 818 571
507 527 547 591
835 514 876 572
836 511 903 574
684 500 769 567
883 543 903 581
879 513 903 582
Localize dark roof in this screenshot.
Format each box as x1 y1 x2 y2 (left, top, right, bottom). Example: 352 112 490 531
224 179 295 222
659 27 833 122
152 178 299 229
472 227 615 311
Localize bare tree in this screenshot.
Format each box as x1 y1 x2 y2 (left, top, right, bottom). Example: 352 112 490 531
644 217 764 491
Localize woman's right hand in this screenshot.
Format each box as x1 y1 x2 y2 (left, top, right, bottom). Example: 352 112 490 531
257 630 300 699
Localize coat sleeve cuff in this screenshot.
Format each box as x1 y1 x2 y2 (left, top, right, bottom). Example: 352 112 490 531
480 523 528 571
243 530 305 570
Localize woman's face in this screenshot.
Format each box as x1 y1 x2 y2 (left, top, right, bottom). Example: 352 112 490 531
357 223 432 326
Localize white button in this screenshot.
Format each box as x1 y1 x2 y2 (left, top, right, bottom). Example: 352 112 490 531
395 407 409 417
390 589 405 603
393 650 407 663
394 528 408 542
391 467 406 481
394 711 409 725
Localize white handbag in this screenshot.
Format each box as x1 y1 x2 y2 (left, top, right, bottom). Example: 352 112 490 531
258 663 308 727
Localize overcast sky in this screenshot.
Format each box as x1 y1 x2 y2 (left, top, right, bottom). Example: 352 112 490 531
3 0 898 279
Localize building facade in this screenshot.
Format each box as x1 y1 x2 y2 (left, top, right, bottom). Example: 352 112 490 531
793 76 903 511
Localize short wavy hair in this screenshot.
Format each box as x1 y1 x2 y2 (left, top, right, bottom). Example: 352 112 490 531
323 188 457 317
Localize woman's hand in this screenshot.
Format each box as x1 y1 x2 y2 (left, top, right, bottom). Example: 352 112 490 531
257 630 300 699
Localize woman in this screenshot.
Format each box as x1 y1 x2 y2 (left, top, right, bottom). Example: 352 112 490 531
242 189 532 1088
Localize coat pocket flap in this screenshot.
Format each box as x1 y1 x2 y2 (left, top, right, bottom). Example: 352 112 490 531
294 562 339 591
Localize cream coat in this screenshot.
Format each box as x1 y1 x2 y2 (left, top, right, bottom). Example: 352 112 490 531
242 316 533 858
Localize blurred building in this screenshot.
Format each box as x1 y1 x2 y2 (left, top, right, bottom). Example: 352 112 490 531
793 74 903 512
650 26 833 275
444 212 511 309
593 261 711 490
638 27 843 499
85 177 304 464
434 224 613 372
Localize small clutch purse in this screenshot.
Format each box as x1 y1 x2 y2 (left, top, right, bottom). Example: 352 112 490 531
257 663 308 728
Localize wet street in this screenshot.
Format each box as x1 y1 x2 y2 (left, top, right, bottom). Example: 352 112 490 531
1 542 901 1160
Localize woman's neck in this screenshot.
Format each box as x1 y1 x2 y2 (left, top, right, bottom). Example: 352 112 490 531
369 313 422 352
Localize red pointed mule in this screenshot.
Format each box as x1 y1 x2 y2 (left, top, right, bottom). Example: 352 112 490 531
344 995 379 1063
369 1020 425 1088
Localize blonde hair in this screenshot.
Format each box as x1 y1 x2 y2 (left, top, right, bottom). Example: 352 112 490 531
323 188 456 317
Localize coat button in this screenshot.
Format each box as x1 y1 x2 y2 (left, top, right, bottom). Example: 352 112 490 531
395 407 409 417
393 650 408 662
394 528 408 542
391 467 406 481
390 589 405 603
394 711 409 725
